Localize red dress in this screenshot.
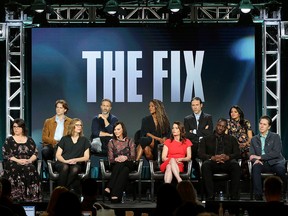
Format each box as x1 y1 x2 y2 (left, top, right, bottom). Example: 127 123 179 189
160 138 192 172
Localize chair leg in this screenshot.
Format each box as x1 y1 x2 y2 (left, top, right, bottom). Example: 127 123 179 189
250 177 254 199
49 180 53 195
138 179 141 202
151 180 155 201
102 179 105 202
200 179 204 200
226 181 230 199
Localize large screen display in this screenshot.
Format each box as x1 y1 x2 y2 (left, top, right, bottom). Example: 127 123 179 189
31 25 257 145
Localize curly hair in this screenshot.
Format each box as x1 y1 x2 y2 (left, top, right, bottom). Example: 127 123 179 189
150 99 170 135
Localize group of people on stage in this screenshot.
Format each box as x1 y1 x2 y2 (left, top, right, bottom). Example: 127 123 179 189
1 96 287 204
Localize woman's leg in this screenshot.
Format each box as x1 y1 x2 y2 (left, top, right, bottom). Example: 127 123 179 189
136 145 144 161
169 158 182 182
67 164 82 192
55 162 69 187
164 164 173 183
144 146 153 160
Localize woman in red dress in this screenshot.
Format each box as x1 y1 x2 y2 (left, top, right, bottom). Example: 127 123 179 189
160 121 192 183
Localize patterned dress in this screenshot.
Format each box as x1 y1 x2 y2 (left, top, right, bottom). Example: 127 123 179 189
2 136 42 202
227 119 252 180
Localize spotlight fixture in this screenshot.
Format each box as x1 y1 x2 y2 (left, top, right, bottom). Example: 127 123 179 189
31 0 46 13
167 0 183 13
265 0 282 12
103 0 119 15
239 0 254 14
0 23 6 41
5 0 22 12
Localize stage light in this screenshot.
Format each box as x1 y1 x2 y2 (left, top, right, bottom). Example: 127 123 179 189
265 0 281 12
238 13 254 25
103 0 119 15
281 21 288 39
0 23 6 41
167 0 183 13
31 0 46 13
239 0 253 14
5 1 22 13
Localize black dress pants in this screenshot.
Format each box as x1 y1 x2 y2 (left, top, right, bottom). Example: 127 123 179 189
108 161 135 198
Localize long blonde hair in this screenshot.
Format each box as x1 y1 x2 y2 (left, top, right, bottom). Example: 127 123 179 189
150 99 170 135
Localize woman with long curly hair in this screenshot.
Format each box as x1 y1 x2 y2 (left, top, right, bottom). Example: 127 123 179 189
136 99 171 161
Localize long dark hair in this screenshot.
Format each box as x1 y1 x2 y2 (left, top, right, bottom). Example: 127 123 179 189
229 105 246 128
170 121 186 143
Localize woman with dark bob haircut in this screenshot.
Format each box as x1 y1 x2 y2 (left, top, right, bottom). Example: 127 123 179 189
104 121 136 203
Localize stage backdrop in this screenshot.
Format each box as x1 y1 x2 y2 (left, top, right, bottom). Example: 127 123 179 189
31 25 258 145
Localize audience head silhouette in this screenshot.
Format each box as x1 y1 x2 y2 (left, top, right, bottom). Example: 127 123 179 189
46 186 69 216
54 191 82 216
156 183 182 216
263 175 283 201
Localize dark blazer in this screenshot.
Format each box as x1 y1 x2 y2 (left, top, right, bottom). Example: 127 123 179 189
140 115 171 160
140 115 170 139
184 112 213 144
184 112 213 158
249 131 285 165
198 133 240 161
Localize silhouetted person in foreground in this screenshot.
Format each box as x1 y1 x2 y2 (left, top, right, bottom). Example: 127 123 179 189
0 177 26 216
251 176 288 216
155 183 182 216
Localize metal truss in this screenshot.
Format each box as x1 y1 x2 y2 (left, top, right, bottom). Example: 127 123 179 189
44 3 242 24
3 3 283 136
4 9 25 137
260 7 282 134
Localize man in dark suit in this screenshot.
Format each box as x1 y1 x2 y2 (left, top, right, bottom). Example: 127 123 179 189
184 97 213 179
249 115 287 200
198 118 241 200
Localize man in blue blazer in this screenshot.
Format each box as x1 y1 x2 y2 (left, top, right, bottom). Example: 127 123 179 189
249 115 287 200
184 97 213 179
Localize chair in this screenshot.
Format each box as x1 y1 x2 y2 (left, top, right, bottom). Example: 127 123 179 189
47 159 91 195
149 144 193 201
99 158 144 202
198 158 242 200
248 160 288 199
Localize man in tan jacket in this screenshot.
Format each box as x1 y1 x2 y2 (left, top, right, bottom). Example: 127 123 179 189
42 99 72 165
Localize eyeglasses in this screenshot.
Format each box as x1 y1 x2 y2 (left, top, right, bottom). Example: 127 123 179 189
75 124 83 127
13 125 21 128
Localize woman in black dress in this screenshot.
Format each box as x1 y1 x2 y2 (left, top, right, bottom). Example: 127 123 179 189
2 118 42 202
55 118 90 195
136 99 171 161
